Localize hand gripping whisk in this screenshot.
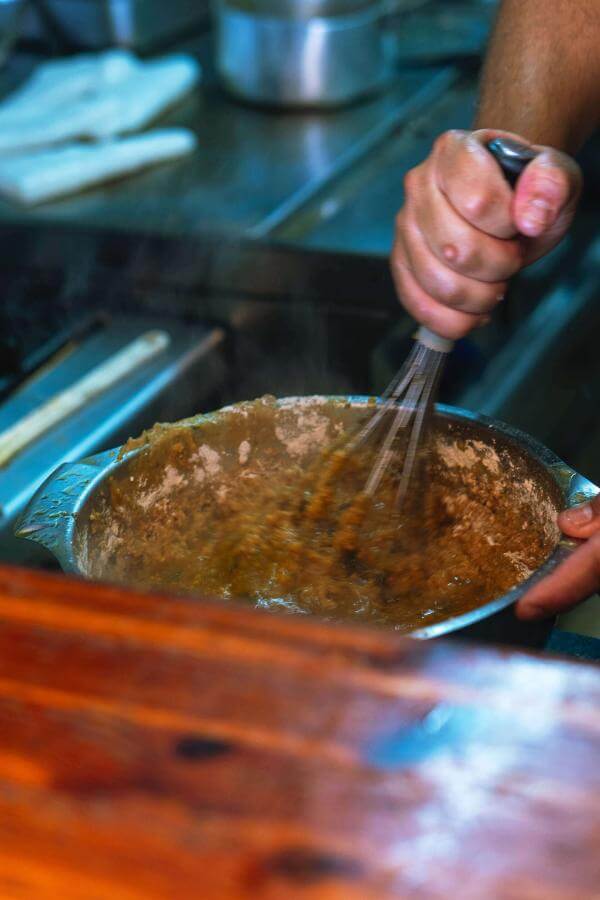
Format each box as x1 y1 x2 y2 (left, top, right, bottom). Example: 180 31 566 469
353 137 538 510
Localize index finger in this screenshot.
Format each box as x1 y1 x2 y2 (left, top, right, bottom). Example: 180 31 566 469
433 130 518 239
516 535 600 621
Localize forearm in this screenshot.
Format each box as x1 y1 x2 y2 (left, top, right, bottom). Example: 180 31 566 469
475 0 600 153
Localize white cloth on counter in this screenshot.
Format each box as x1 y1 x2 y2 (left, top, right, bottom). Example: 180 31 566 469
0 50 201 154
0 50 201 204
0 51 138 123
0 129 197 205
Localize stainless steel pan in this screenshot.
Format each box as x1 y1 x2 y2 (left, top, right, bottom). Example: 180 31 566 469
16 397 599 647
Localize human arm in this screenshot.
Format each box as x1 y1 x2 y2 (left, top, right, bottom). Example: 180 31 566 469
390 0 599 339
476 0 600 152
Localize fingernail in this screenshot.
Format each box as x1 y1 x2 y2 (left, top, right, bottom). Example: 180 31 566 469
563 502 594 526
521 197 556 234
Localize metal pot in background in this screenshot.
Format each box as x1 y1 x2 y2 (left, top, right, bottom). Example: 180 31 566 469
0 0 210 54
214 0 403 108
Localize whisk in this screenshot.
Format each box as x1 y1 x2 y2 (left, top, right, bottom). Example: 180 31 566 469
344 137 538 511
347 326 453 508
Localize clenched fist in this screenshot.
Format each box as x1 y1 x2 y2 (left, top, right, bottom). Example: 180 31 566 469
391 128 582 340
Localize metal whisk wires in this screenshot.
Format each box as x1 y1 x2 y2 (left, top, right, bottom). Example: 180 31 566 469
349 326 453 507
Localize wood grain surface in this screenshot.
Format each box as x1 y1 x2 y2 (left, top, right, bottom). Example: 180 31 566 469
0 564 598 899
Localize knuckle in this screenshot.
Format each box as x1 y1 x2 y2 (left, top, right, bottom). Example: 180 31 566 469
433 276 463 308
461 189 497 221
450 239 522 280
432 132 449 156
451 239 480 274
403 166 419 195
433 129 461 155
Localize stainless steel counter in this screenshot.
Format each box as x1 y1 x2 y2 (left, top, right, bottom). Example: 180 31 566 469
269 81 476 252
0 2 502 251
0 34 462 245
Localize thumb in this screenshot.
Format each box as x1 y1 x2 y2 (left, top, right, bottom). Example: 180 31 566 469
513 148 582 240
558 493 600 539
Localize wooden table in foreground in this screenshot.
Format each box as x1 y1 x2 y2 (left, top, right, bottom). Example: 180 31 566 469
0 565 598 899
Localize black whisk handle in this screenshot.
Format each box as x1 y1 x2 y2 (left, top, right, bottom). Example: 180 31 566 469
486 137 538 187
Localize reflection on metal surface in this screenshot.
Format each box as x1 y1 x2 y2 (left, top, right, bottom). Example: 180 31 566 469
266 78 472 248
0 331 170 467
1 318 226 565
461 258 600 417
250 66 458 238
215 0 392 108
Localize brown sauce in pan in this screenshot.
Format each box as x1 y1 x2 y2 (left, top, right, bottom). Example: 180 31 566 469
86 398 559 633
